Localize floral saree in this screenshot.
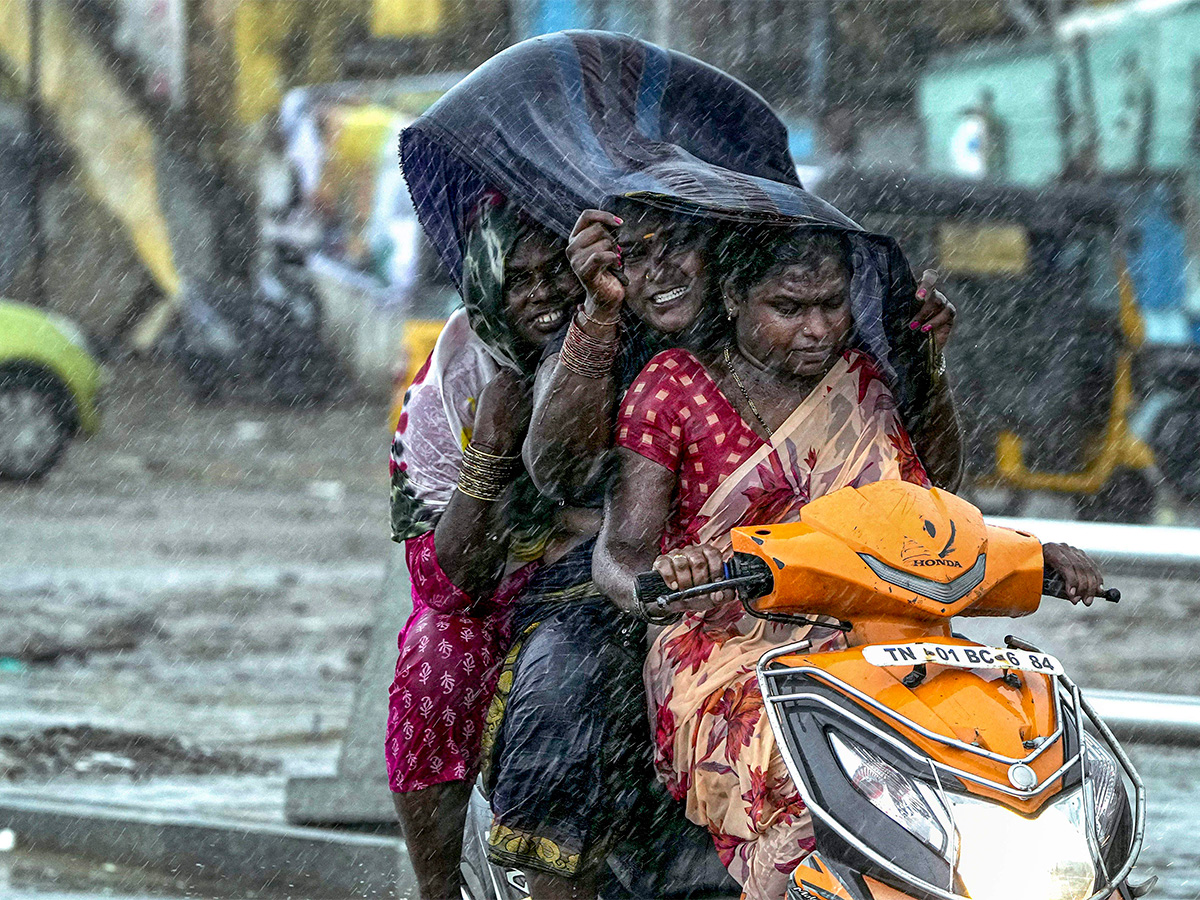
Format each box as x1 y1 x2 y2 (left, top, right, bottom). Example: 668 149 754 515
621 347 929 900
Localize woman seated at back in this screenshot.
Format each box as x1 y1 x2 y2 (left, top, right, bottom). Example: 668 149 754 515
593 225 941 900
386 192 584 900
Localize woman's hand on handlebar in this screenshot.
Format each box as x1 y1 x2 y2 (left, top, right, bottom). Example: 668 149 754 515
1043 542 1104 606
653 543 736 612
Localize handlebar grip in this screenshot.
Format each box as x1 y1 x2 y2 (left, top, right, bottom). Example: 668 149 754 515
1042 571 1120 603
635 572 673 605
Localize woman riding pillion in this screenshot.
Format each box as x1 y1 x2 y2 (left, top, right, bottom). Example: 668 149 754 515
386 194 584 900
475 202 716 900
526 203 722 499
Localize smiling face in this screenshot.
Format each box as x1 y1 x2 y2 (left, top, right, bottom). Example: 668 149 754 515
503 227 581 348
731 247 852 381
614 208 710 335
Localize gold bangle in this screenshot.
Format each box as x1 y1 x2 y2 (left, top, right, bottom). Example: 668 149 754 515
457 443 522 502
463 443 520 461
579 305 621 329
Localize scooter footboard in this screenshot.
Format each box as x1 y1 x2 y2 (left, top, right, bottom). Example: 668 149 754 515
460 783 530 900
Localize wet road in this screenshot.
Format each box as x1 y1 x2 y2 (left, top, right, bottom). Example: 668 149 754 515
0 740 1195 899
3 362 1199 898
1126 744 1200 900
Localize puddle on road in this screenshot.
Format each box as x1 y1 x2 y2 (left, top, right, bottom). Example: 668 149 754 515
0 846 351 899
0 846 231 898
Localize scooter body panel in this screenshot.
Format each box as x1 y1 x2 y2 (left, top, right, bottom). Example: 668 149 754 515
463 481 1145 899
769 640 1066 815
731 482 1045 628
791 853 859 900
734 481 1143 900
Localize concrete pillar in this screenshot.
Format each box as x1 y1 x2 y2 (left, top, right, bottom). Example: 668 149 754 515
286 542 411 825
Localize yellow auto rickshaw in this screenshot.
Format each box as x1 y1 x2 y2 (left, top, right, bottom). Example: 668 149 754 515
817 169 1155 521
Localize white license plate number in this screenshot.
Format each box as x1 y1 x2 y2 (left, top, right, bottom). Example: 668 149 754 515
863 642 1064 675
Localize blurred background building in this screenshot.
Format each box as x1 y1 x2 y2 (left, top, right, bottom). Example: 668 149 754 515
2 0 1198 418
0 0 1094 333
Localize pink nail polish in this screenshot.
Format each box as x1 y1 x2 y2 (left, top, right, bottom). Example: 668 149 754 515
909 322 919 330
922 324 932 332
916 288 927 299
614 217 623 224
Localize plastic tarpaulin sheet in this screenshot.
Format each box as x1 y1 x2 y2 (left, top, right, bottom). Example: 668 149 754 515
400 29 934 420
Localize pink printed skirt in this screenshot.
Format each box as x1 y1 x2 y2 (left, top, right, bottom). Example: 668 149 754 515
385 531 536 793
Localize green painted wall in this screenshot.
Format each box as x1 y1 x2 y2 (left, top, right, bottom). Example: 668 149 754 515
919 1 1200 185
920 43 1061 185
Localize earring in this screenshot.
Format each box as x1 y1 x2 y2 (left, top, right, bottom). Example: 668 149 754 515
725 307 736 321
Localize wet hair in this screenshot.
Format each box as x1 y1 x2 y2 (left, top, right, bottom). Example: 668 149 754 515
605 197 713 255
720 226 853 299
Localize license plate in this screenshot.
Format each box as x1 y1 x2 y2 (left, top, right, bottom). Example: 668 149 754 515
862 642 1064 675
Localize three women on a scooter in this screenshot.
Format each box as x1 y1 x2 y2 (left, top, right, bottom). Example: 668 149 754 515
386 29 1107 900
387 204 967 900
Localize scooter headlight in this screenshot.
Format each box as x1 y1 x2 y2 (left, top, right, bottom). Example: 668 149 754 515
950 790 1095 900
1082 732 1126 849
829 732 955 862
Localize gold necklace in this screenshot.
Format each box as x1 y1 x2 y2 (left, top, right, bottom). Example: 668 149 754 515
723 345 773 437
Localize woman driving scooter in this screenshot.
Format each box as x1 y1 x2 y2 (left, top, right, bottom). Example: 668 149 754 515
593 222 1107 900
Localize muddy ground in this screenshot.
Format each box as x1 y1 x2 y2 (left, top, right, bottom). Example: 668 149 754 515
2 357 1200 781
0 359 393 765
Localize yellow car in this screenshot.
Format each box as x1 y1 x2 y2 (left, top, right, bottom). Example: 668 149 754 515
0 300 103 480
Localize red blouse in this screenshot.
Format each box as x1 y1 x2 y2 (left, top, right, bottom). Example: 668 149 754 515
616 349 768 553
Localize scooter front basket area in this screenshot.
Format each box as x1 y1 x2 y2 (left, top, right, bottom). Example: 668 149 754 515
756 638 1145 900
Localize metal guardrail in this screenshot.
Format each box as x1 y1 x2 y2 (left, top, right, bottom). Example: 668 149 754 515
993 517 1200 576
989 518 1200 744
1089 690 1200 746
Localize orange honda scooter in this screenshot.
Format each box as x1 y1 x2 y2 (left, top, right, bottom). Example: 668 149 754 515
635 480 1151 900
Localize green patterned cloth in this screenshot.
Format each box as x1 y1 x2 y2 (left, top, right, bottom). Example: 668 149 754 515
390 196 557 554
